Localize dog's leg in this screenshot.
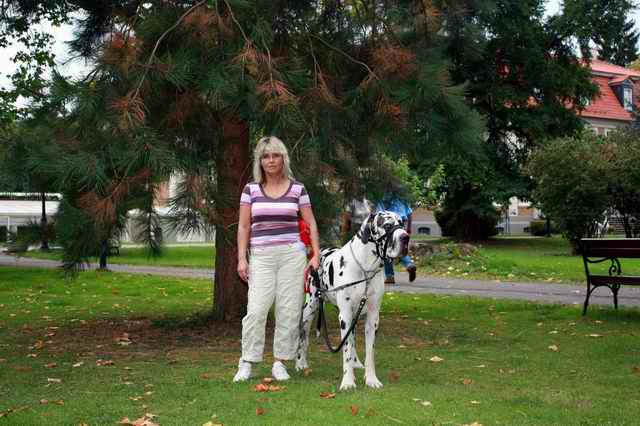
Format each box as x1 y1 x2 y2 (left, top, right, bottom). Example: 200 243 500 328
350 323 365 369
295 290 319 372
338 305 357 391
364 301 383 389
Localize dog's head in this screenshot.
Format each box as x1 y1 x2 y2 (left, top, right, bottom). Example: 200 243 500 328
359 211 410 259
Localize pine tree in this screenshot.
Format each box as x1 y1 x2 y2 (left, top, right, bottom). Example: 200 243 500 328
4 1 484 319
561 0 639 66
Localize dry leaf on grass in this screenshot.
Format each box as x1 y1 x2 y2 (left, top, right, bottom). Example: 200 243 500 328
256 407 265 416
96 359 115 366
72 362 84 368
44 363 57 369
303 368 312 377
118 414 159 426
587 334 602 338
320 391 336 399
429 356 444 363
462 378 474 385
421 401 432 407
254 383 285 392
351 405 359 416
632 366 640 375
388 370 400 383
47 377 62 383
548 345 559 352
463 422 483 426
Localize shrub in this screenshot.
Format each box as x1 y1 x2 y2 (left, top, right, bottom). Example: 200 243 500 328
527 132 609 253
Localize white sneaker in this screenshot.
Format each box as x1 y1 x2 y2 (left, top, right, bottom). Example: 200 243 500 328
272 361 290 381
233 360 252 382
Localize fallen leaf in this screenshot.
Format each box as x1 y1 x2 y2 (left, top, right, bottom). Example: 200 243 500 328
632 366 640 375
462 378 474 385
351 405 359 416
255 383 269 392
73 362 84 368
40 399 49 404
421 401 432 406
118 415 159 426
388 370 400 383
256 407 265 416
548 345 559 352
44 363 57 369
200 373 214 380
0 359 6 363
475 365 486 368
470 400 481 405
429 356 444 363
96 359 115 367
463 422 483 426
303 368 312 377
587 334 602 338
47 377 62 383
320 391 336 399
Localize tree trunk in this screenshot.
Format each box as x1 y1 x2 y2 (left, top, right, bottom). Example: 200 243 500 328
40 191 49 251
99 239 108 269
213 116 250 321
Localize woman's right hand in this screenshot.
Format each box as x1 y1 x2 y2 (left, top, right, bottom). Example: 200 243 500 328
238 258 249 282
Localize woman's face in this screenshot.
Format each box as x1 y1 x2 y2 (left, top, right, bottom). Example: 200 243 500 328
261 151 284 177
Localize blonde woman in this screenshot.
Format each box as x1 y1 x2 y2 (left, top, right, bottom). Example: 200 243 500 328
234 136 320 382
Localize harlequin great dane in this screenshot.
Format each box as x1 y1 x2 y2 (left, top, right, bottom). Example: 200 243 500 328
295 211 410 390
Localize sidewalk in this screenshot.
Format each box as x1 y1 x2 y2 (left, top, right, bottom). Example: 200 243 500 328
2 253 640 308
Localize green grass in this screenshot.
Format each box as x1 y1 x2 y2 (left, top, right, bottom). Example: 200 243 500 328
2 267 640 425
415 236 640 283
20 245 216 269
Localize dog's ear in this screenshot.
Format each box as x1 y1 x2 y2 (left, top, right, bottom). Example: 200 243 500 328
359 214 374 243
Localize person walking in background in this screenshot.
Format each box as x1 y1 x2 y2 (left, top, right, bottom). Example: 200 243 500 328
376 189 416 284
340 187 374 244
234 136 320 383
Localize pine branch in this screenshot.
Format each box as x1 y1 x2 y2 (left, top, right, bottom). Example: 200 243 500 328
132 0 208 100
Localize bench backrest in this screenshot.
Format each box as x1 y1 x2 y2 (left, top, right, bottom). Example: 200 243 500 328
581 238 640 259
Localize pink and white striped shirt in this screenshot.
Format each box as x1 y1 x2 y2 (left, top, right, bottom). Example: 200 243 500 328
240 181 311 248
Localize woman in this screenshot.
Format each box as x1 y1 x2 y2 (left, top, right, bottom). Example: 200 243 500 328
234 136 320 382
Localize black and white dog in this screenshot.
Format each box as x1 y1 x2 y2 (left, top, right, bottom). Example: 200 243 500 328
295 211 410 390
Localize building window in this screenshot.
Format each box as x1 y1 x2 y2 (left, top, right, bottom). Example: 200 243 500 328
623 87 633 111
418 227 431 235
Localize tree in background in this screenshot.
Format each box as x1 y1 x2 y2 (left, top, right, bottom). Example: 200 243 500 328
527 131 610 253
560 0 639 66
428 0 599 239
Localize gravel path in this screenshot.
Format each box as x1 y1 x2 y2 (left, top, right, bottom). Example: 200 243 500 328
2 253 640 308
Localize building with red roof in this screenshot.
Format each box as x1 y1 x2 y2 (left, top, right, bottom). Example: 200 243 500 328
579 58 640 135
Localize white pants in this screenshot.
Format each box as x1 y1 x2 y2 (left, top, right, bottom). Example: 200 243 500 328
241 243 307 362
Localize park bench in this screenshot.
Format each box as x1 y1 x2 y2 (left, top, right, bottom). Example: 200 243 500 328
580 238 640 315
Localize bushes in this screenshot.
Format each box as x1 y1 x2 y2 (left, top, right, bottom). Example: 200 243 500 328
527 129 640 252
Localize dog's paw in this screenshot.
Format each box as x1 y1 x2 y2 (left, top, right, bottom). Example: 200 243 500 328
295 360 308 372
365 376 383 389
339 379 357 391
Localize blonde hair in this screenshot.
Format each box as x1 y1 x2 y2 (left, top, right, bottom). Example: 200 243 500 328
252 136 295 183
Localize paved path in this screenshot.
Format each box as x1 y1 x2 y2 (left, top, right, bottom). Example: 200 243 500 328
2 253 640 308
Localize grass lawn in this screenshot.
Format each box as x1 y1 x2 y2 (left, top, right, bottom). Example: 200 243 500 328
19 245 216 269
1 268 640 425
415 236 640 284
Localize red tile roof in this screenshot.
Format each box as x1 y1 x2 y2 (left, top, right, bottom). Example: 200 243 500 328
589 58 640 77
580 75 634 122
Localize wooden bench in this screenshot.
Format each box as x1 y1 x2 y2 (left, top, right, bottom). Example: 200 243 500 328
580 238 640 315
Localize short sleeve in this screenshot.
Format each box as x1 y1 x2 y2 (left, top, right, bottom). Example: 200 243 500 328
299 184 311 208
239 184 252 206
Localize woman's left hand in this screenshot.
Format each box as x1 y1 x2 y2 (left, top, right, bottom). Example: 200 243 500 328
305 255 320 275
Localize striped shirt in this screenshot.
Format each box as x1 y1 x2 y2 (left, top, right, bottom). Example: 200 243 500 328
240 181 311 248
